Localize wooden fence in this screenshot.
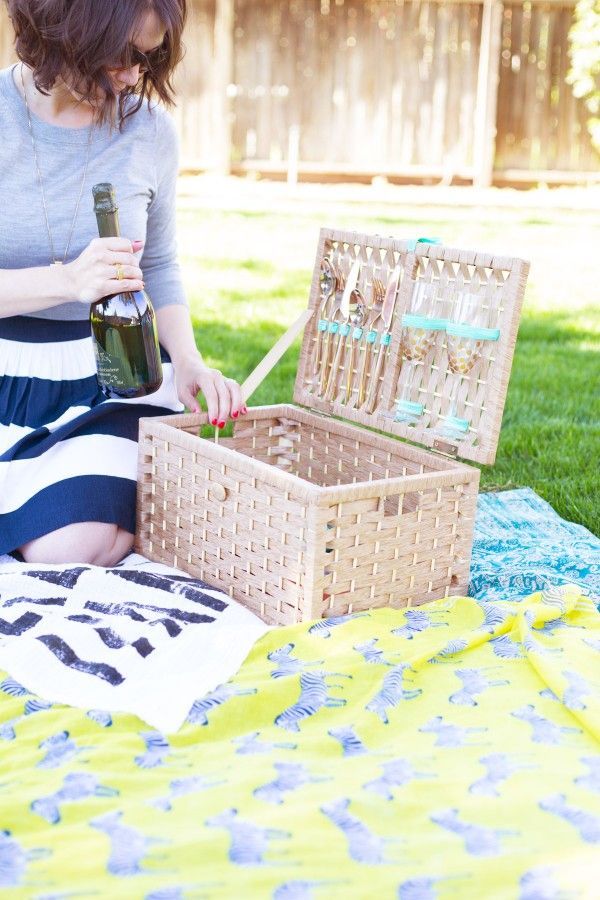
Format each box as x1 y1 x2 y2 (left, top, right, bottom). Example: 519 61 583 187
1 0 597 185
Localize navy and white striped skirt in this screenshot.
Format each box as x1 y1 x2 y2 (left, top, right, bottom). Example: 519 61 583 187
0 316 182 555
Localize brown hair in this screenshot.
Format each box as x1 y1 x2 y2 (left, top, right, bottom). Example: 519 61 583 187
4 0 187 127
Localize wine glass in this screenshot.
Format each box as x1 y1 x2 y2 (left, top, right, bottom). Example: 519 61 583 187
393 282 446 425
434 291 497 441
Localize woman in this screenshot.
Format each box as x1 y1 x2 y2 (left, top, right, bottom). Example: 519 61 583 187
0 0 245 565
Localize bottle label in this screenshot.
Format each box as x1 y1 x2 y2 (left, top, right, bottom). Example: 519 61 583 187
93 342 131 390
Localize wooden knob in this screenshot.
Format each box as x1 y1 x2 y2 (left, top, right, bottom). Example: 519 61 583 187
208 482 227 502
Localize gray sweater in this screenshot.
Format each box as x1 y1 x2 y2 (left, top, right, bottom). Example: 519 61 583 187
0 63 187 320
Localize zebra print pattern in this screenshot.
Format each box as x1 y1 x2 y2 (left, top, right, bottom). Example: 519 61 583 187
275 672 349 732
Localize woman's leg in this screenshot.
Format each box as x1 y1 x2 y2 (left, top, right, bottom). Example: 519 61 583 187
19 522 134 567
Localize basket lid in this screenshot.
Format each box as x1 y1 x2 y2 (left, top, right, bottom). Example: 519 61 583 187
293 227 530 466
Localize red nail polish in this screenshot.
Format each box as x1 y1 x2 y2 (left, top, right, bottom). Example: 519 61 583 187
211 418 218 426
232 410 239 418
218 421 225 429
242 406 248 415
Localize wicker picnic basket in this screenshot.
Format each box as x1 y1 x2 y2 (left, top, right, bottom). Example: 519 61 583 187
136 228 529 625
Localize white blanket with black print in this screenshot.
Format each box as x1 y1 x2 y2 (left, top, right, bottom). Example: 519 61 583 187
0 552 270 733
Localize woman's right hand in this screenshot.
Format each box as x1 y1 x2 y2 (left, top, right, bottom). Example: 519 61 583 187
64 237 145 304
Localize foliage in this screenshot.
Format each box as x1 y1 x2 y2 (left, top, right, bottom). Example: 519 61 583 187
568 0 600 153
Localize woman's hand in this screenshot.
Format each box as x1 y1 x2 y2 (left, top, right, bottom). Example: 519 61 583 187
174 353 246 426
64 237 145 304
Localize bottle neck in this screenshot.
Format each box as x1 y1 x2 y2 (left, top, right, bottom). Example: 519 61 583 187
95 208 121 239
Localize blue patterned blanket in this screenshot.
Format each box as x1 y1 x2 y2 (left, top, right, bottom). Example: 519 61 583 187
470 488 600 603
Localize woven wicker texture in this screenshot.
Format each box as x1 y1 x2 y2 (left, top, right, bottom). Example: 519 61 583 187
295 229 529 464
137 406 479 625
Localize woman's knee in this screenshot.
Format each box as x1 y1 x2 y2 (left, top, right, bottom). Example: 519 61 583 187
19 522 134 567
102 527 135 567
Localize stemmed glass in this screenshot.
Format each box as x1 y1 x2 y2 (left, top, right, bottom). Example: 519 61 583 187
434 291 498 441
393 282 446 425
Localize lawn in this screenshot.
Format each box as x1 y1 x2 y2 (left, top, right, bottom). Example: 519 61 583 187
176 178 600 536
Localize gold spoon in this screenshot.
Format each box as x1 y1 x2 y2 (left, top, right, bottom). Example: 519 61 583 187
312 256 338 385
318 268 347 396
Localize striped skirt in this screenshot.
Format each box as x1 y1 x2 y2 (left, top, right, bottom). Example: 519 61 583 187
0 316 182 555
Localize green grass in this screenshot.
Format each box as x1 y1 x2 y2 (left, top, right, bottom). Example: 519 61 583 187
177 191 600 536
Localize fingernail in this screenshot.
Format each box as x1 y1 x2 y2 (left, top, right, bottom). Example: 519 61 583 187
218 421 225 429
232 410 239 418
211 418 218 426
242 406 248 414
132 240 144 249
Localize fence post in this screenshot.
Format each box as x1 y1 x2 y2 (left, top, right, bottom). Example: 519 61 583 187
287 124 300 187
213 0 234 175
473 0 503 188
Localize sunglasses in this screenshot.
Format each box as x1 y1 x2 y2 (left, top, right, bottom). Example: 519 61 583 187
109 43 169 74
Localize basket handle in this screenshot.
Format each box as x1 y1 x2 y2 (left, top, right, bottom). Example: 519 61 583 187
241 309 314 403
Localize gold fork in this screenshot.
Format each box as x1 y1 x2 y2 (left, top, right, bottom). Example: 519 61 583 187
342 285 367 404
365 265 401 414
323 260 361 402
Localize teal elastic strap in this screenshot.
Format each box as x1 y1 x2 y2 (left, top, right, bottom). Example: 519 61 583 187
404 236 442 252
395 400 424 419
380 333 392 346
446 323 500 341
366 330 378 344
441 415 470 433
402 314 448 331
352 327 363 340
318 319 328 332
339 323 351 337
328 322 339 334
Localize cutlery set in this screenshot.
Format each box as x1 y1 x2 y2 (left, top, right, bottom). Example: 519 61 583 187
310 251 502 437
311 257 402 411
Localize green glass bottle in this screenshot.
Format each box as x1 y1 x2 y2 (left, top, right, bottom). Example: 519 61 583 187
90 183 163 399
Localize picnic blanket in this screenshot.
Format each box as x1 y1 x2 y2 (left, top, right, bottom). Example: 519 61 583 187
470 488 600 603
1 583 599 897
0 554 269 732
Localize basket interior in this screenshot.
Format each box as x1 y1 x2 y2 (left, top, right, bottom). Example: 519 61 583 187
186 408 450 489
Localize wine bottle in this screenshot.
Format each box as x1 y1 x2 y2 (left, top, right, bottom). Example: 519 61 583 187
90 182 163 399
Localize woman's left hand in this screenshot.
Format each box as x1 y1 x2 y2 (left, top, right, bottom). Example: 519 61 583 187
173 354 246 427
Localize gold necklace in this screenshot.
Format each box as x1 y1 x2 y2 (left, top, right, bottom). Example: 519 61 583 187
20 63 94 267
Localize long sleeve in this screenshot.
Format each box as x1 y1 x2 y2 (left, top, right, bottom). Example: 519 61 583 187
140 106 188 310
